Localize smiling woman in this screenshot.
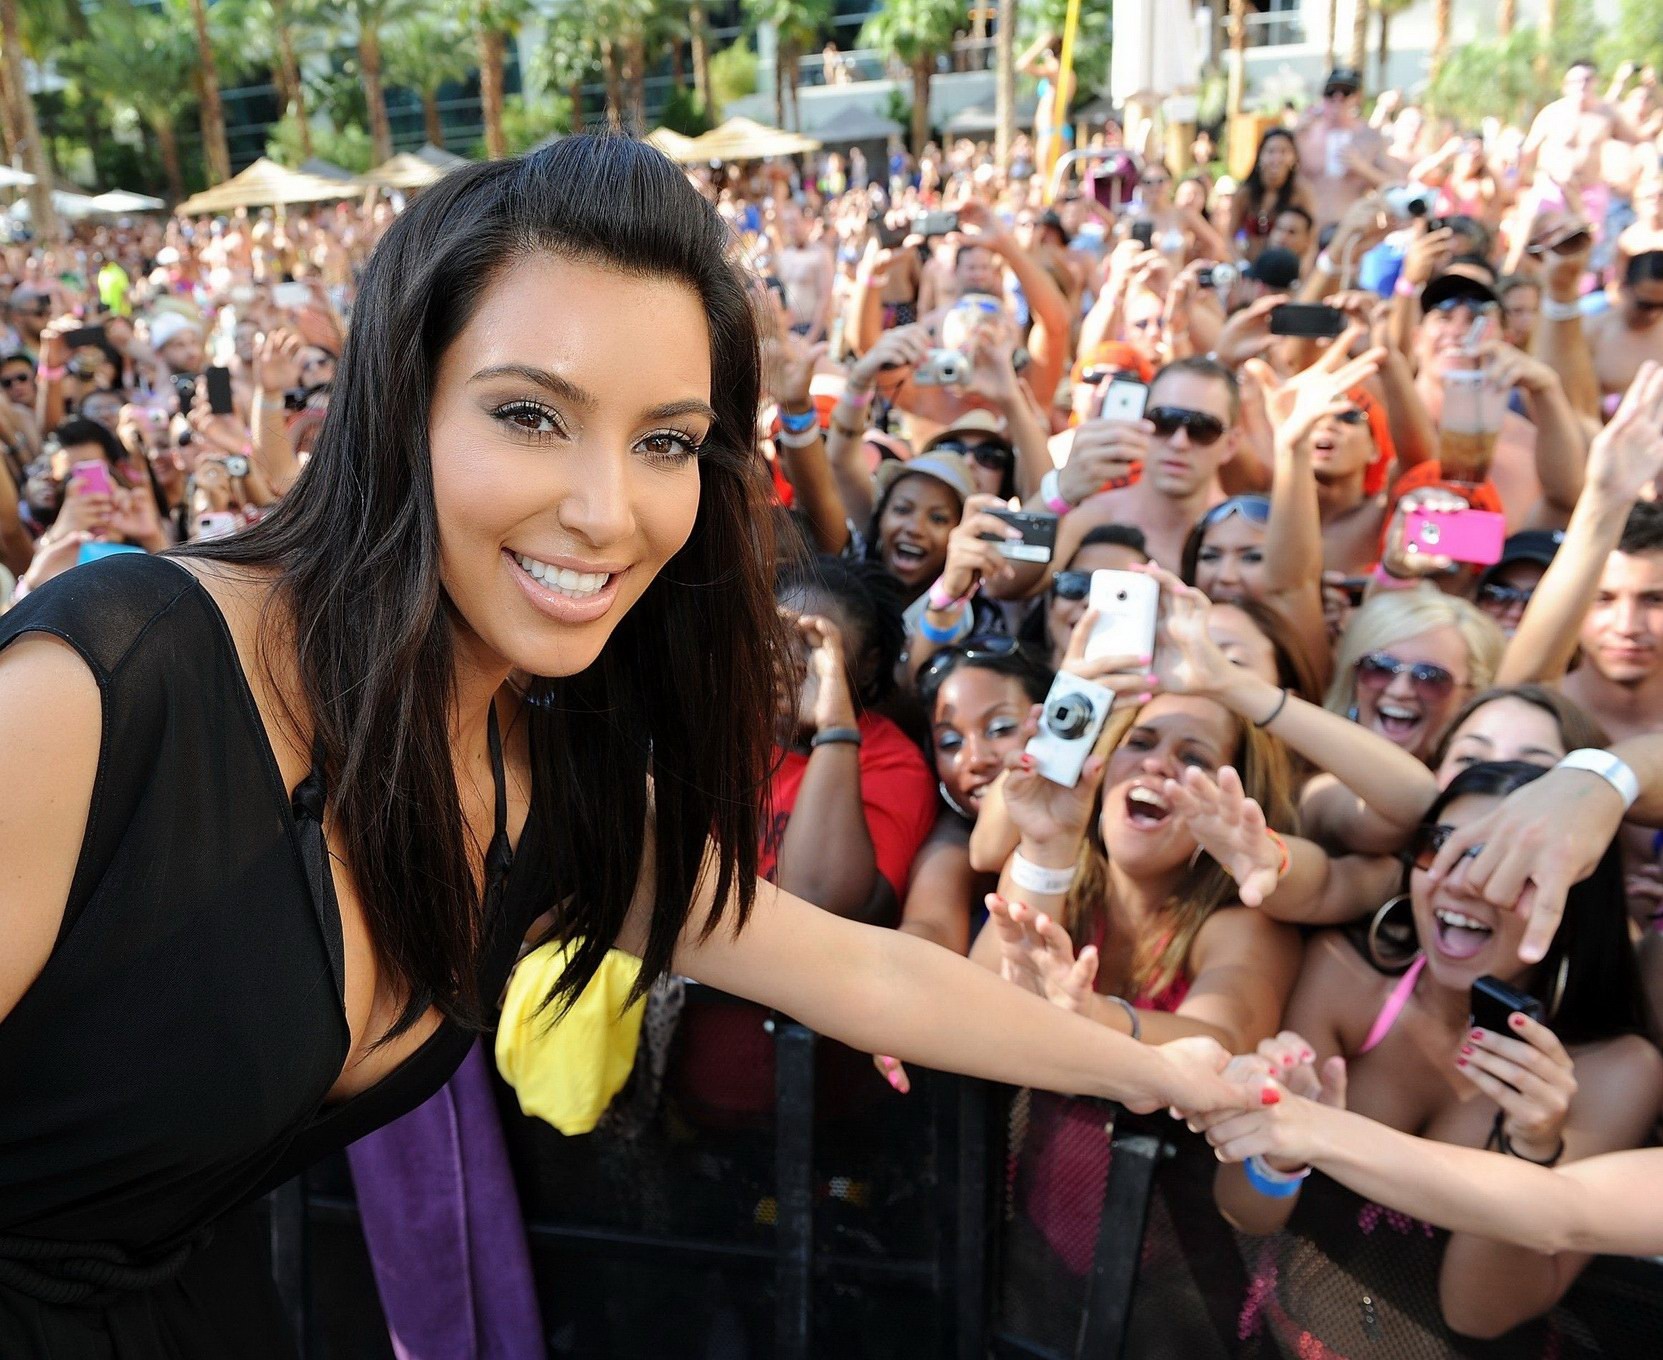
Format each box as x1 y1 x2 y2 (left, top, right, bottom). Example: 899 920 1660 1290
0 134 1272 1358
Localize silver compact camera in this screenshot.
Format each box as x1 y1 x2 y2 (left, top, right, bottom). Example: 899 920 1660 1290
914 347 970 386
1383 183 1436 221
1025 671 1116 788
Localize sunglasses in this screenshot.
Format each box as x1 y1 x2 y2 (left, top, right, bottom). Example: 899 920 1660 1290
1051 570 1091 601
935 438 1013 471
1526 230 1592 258
1197 495 1270 532
1335 406 1369 425
1355 651 1458 701
1409 822 1454 871
1147 405 1227 447
1429 297 1499 316
919 633 1023 688
1477 581 1533 608
0 372 31 388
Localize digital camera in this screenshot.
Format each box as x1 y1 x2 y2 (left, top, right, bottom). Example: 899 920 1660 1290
1198 262 1237 290
1025 672 1116 788
1383 184 1437 221
914 348 970 386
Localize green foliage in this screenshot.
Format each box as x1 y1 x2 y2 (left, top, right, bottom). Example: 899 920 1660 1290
267 112 375 172
383 14 475 98
859 0 964 70
659 85 715 135
743 0 833 55
883 86 912 129
1425 22 1565 127
709 40 759 106
1021 0 1112 100
498 92 574 153
1598 0 1663 74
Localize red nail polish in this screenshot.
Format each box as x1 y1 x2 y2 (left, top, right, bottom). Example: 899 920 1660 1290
1459 1044 1472 1055
1469 1029 1484 1040
1260 1087 1281 1106
1455 1057 1468 1067
1509 1012 1527 1028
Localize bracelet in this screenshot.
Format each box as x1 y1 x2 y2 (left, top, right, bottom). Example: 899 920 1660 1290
1243 1154 1311 1197
38 364 65 382
1392 275 1420 300
1370 562 1416 589
1255 687 1288 728
776 426 822 449
1008 850 1076 897
927 575 974 612
1266 829 1291 879
811 726 862 749
1556 748 1640 810
917 604 969 645
1039 468 1073 515
1490 1111 1564 1166
842 386 874 412
1540 295 1583 323
1105 993 1142 1042
779 406 819 435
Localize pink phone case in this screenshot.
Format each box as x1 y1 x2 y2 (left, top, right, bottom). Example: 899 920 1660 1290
1404 508 1506 565
70 459 112 498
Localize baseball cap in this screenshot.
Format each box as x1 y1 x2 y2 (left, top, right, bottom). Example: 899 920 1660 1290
923 409 1009 453
147 311 203 351
1324 67 1363 96
873 450 975 505
1478 530 1564 590
1072 340 1153 386
1420 267 1501 312
1246 246 1302 290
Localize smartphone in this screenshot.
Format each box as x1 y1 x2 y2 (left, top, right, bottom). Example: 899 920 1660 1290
194 510 239 541
76 541 144 566
982 508 1058 564
1129 220 1155 249
1470 975 1545 1035
205 365 235 416
1404 508 1506 566
272 280 311 309
914 210 959 238
1268 303 1348 338
873 215 907 250
70 459 113 499
64 324 106 350
1099 377 1149 424
1085 569 1159 663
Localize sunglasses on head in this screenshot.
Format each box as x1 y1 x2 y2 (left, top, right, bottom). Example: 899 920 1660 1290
1197 495 1271 532
1429 297 1499 316
1477 581 1533 608
1147 405 1227 447
935 438 1013 471
919 633 1023 688
1051 570 1091 601
1355 651 1458 701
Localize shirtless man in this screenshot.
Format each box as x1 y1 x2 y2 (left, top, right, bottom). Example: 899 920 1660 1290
769 200 835 341
1584 252 1663 408
1518 61 1636 223
1294 68 1394 233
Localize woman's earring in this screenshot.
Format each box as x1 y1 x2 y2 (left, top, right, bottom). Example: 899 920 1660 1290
1547 954 1570 1022
1346 703 1359 722
1366 894 1418 971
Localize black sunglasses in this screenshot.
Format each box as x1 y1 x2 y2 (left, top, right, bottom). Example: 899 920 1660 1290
919 633 1023 688
1477 581 1533 608
1409 822 1454 870
0 371 31 388
1147 405 1227 447
935 438 1013 471
1429 297 1499 316
1051 570 1091 601
1356 651 1458 701
1197 495 1270 531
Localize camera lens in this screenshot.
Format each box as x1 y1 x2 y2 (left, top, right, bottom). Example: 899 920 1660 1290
1115 590 1127 601
1044 692 1097 741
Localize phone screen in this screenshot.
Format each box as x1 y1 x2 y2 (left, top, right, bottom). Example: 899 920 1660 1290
205 365 235 416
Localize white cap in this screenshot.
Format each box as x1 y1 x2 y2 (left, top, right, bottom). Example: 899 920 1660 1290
148 311 203 352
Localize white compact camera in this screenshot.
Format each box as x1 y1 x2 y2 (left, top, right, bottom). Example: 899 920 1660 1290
914 348 970 386
1383 183 1436 222
1025 671 1116 788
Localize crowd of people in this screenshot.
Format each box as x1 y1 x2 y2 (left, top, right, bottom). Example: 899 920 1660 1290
5 52 1663 1360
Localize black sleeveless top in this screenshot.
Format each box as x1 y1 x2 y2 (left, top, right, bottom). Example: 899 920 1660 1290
0 553 549 1356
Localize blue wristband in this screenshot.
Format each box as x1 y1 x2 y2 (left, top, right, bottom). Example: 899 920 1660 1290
1242 1154 1310 1199
779 407 819 435
917 604 968 645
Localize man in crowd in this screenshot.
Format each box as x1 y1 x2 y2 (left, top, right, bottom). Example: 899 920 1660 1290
1295 67 1393 231
1519 58 1636 223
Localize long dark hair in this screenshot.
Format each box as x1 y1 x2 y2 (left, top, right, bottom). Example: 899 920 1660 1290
1415 762 1646 1045
181 134 783 1037
1243 128 1300 224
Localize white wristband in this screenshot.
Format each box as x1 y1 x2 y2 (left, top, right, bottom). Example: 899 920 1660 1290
1039 468 1073 515
1555 749 1639 810
1540 296 1583 323
1009 851 1076 897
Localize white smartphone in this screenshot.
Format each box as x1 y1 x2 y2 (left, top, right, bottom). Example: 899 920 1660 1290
1085 569 1159 664
272 281 311 309
1099 377 1149 424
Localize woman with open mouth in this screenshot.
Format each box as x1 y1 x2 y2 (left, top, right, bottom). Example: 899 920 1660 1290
1207 760 1660 1352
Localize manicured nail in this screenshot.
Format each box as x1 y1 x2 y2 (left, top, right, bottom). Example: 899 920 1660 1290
1281 1054 1295 1067
1139 653 1153 664
1459 1044 1472 1055
1137 691 1152 703
1455 1057 1468 1068
1508 1012 1527 1029
1469 1029 1484 1040
886 1069 904 1091
1301 1050 1314 1063
1260 1087 1281 1106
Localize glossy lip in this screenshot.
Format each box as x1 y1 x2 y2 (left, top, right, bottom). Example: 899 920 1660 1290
510 548 633 576
504 548 626 625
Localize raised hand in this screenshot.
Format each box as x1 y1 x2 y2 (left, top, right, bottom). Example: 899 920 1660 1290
1268 329 1386 453
1057 605 1157 695
1057 417 1153 505
1163 764 1283 906
796 613 858 734
1461 1012 1578 1163
764 329 828 410
254 328 305 396
985 891 1098 1012
849 323 930 390
1379 484 1472 579
1585 361 1663 503
1002 709 1108 849
939 491 1021 600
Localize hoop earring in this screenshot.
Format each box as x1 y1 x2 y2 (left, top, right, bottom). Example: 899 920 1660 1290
1547 954 1569 1022
938 780 976 823
1366 894 1418 972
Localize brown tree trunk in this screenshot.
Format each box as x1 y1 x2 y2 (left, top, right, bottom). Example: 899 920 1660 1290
188 0 230 181
423 91 444 148
690 1 712 115
0 55 21 163
1227 0 1247 127
670 42 684 91
360 25 392 164
994 0 1015 167
911 56 930 156
479 26 507 159
1325 0 1338 67
1430 0 1452 83
1376 10 1391 92
1497 0 1515 35
601 41 623 128
627 34 647 130
568 79 586 132
1349 0 1369 73
155 116 184 202
773 46 787 128
273 0 313 157
0 0 53 239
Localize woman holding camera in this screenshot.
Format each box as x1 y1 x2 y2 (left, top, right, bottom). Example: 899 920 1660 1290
1211 761 1660 1348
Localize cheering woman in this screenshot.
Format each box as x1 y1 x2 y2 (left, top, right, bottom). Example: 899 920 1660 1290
0 137 1263 1357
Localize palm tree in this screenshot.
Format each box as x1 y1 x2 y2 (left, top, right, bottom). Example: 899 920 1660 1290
1 0 53 236
1325 0 1338 67
213 0 325 159
188 0 231 182
74 5 197 201
1348 0 1368 72
1429 0 1452 82
744 0 831 131
336 0 422 164
534 8 601 132
466 0 532 158
994 0 1014 166
688 0 713 117
384 15 473 149
861 0 964 155
1227 0 1248 127
1373 0 1415 91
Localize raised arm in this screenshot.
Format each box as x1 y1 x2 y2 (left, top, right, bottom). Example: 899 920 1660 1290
1530 222 1601 422
1484 341 1587 522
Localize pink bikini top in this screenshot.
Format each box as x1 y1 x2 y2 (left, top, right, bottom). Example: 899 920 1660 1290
1358 954 1426 1055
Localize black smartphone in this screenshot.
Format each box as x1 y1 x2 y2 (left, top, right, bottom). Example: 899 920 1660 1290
205 365 235 416
981 508 1058 564
1268 303 1348 338
170 371 198 413
64 324 106 350
1129 220 1155 249
1470 975 1546 1035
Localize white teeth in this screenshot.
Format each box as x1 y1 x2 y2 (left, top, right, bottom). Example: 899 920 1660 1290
1129 786 1169 812
513 552 609 596
1378 704 1418 720
1436 908 1490 932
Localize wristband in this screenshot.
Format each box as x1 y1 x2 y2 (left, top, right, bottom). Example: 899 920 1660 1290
1266 828 1291 880
1555 748 1640 810
1105 994 1142 1042
1315 250 1336 276
1540 296 1583 323
776 425 822 449
1370 562 1416 589
1008 850 1076 897
811 726 862 749
841 386 874 413
1040 468 1073 515
1393 275 1420 300
779 407 819 435
917 604 970 645
1254 687 1288 728
38 364 66 382
927 575 974 612
1244 1154 1311 1197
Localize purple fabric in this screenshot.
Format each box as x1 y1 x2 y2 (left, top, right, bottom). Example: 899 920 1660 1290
346 1040 545 1360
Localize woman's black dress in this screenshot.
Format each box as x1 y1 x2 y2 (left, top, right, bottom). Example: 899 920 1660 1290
0 553 549 1357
